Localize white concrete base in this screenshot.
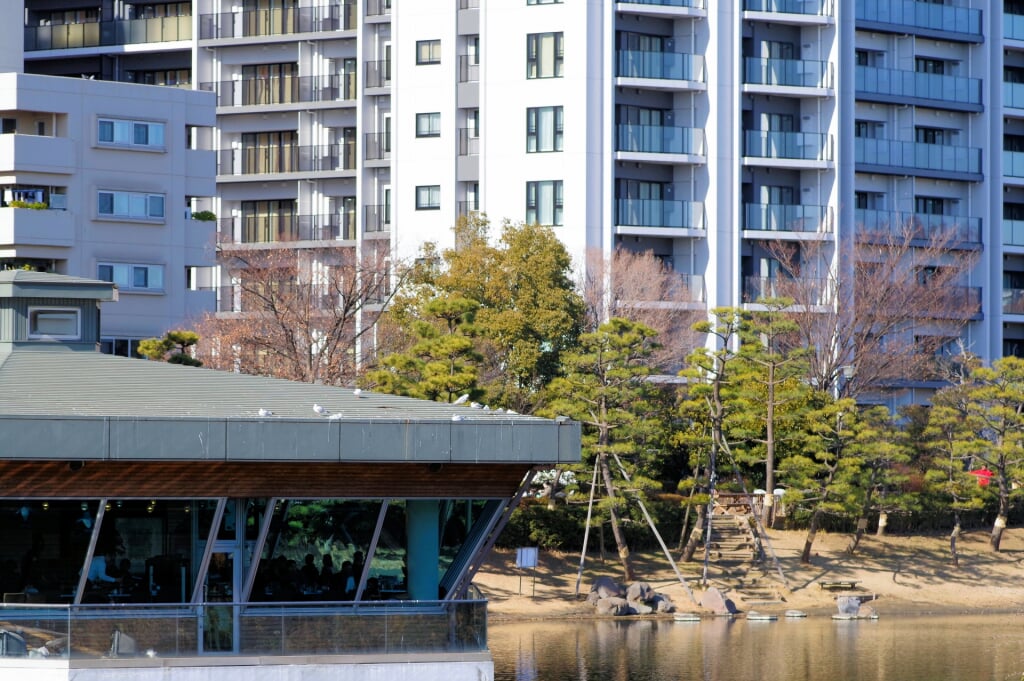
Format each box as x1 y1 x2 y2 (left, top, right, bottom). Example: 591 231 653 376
1 654 494 681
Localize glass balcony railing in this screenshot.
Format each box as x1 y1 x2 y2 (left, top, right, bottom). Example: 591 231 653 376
857 66 981 107
458 128 480 156
1005 150 1024 178
744 203 830 232
616 50 704 82
855 209 981 245
1004 219 1024 246
217 144 356 175
364 204 391 233
365 60 391 88
744 276 827 303
217 214 355 244
200 75 357 107
742 0 830 14
856 138 982 175
1005 288 1024 314
618 0 706 7
744 130 831 161
199 3 354 40
615 198 704 229
25 16 191 50
856 0 981 39
744 57 833 88
616 124 704 155
1008 13 1024 41
365 132 390 161
1006 81 1024 109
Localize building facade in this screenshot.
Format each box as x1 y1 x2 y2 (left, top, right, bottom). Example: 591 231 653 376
19 1 1022 391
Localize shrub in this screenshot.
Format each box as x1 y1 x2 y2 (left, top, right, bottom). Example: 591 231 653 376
8 200 48 210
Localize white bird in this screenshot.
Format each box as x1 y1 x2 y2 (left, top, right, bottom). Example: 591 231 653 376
507 409 518 415
353 388 363 397
451 414 464 422
328 412 344 420
482 405 490 411
258 408 273 417
453 394 470 405
313 403 328 416
470 401 483 409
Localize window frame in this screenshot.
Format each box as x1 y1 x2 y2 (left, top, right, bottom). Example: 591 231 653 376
415 185 441 210
526 106 564 153
416 112 442 138
526 32 564 79
97 117 166 151
27 307 81 341
97 262 166 293
526 180 564 226
416 39 442 65
97 190 166 222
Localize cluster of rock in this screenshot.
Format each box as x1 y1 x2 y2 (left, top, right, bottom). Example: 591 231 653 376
586 576 676 616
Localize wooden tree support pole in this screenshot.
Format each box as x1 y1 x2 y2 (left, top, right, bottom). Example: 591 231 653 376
574 458 601 597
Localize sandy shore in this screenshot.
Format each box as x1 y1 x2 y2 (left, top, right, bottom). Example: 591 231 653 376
475 528 1024 620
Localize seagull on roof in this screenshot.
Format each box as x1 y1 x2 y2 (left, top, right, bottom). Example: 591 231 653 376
453 394 470 405
451 414 464 421
313 403 328 416
470 402 483 409
352 388 363 397
328 412 344 420
258 408 273 417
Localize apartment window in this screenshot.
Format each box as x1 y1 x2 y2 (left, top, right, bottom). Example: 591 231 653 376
527 32 564 79
97 262 165 292
417 40 442 65
526 106 563 152
100 338 143 357
416 112 442 138
97 190 166 220
97 118 166 149
916 126 956 145
28 307 80 340
854 120 883 139
526 180 563 225
416 185 441 210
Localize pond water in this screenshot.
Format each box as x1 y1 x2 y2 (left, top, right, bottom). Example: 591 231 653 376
490 614 1024 681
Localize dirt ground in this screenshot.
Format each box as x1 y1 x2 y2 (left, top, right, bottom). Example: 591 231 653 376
475 528 1024 620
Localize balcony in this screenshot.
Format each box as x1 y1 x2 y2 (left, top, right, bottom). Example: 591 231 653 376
1006 288 1024 314
616 124 704 162
365 60 391 89
1007 150 1024 179
743 57 833 91
365 133 390 162
744 276 827 303
616 50 705 88
200 75 357 108
459 56 480 83
855 209 981 247
366 0 392 18
0 134 74 175
855 0 981 42
1008 13 1024 42
364 204 391 234
744 203 831 234
199 3 353 40
1004 219 1024 247
0 206 74 248
1006 82 1024 112
743 130 832 164
856 138 982 179
743 0 832 15
614 198 705 232
458 128 479 156
218 214 356 245
857 66 982 112
617 0 707 18
217 144 355 177
25 16 190 51
458 201 481 217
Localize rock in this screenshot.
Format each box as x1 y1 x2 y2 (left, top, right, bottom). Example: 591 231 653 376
595 596 630 616
591 576 624 599
585 591 600 605
653 594 676 613
632 602 654 615
626 581 656 603
699 587 737 615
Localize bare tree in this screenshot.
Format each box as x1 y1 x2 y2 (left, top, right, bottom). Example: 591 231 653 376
582 247 704 373
194 244 403 385
765 221 980 398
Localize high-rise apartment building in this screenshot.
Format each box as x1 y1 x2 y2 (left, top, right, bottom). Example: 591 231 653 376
20 0 1022 397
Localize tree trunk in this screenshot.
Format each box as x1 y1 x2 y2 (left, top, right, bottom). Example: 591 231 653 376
846 517 869 554
599 453 634 581
990 514 1007 552
546 469 563 511
680 504 705 562
949 514 961 569
763 363 775 528
991 475 1010 552
876 511 888 537
800 506 824 564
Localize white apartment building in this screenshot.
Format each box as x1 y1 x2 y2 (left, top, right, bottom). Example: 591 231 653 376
2 11 215 355
19 0 1022 389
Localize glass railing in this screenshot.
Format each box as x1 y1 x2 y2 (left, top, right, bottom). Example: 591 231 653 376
615 198 704 229
742 0 830 14
1007 13 1024 41
744 130 831 161
1004 219 1024 246
199 3 354 40
217 214 355 243
857 66 981 106
217 144 356 175
744 203 830 232
365 132 390 161
856 138 981 175
25 16 191 50
856 0 981 38
616 50 704 82
1006 81 1024 109
744 276 827 303
616 124 704 155
1005 288 1024 314
744 57 833 88
1005 150 1024 178
365 60 391 88
0 600 485 659
200 75 357 107
855 209 981 244
365 204 391 233
619 0 706 7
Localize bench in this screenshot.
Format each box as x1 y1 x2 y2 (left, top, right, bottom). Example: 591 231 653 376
818 580 860 591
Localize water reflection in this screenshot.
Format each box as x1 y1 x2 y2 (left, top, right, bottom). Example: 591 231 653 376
490 615 1024 681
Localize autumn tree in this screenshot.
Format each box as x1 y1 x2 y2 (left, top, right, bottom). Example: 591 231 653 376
194 245 400 385
542 318 666 581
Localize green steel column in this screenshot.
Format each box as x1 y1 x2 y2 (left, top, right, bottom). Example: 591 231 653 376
406 499 440 600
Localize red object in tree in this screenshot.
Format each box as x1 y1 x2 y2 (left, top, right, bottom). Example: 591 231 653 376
968 468 994 486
